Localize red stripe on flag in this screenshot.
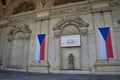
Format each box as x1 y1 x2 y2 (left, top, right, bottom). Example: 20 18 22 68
40 36 45 60
106 30 114 58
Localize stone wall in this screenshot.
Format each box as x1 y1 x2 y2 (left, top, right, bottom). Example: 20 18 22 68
0 0 120 74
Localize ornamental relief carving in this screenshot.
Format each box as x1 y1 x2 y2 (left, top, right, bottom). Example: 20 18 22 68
53 17 89 30
50 4 90 16
8 24 32 41
53 17 89 37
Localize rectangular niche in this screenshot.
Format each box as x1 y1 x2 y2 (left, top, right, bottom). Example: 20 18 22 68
60 35 82 70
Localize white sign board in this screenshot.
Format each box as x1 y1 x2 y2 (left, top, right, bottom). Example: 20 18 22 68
61 35 80 47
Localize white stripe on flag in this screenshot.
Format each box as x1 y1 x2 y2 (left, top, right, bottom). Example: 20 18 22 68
98 30 107 59
35 36 40 61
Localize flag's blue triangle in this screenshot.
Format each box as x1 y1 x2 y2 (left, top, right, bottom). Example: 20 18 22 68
99 27 109 41
37 34 45 45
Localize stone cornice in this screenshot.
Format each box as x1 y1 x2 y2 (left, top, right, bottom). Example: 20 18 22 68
35 16 50 22
8 12 36 23
91 7 111 13
109 0 120 7
50 1 112 18
0 0 114 20
50 3 91 17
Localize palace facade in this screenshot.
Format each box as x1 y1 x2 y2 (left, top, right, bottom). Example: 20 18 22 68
0 0 120 74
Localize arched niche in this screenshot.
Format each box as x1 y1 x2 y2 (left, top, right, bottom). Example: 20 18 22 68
7 25 32 69
61 24 80 35
53 17 90 70
12 1 36 14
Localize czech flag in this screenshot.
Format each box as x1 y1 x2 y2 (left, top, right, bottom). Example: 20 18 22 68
98 27 114 59
35 34 46 61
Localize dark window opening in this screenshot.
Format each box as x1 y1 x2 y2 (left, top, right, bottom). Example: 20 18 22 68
1 0 6 5
12 1 35 14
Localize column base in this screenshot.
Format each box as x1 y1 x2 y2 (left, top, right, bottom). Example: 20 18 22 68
95 59 120 72
29 61 50 73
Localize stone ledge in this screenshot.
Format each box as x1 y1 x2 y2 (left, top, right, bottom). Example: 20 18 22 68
30 61 50 67
29 67 49 73
51 70 91 74
95 60 120 72
95 60 120 67
29 61 50 73
95 71 120 74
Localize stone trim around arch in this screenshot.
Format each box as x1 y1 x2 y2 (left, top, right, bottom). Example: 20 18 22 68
53 17 89 30
7 25 32 41
52 17 89 37
8 25 31 36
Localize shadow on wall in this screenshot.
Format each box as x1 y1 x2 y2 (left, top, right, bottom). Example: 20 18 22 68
12 1 35 14
54 0 85 6
0 60 2 69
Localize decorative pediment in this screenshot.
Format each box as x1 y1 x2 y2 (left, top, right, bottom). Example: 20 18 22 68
53 17 89 37
8 25 32 36
53 17 89 30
